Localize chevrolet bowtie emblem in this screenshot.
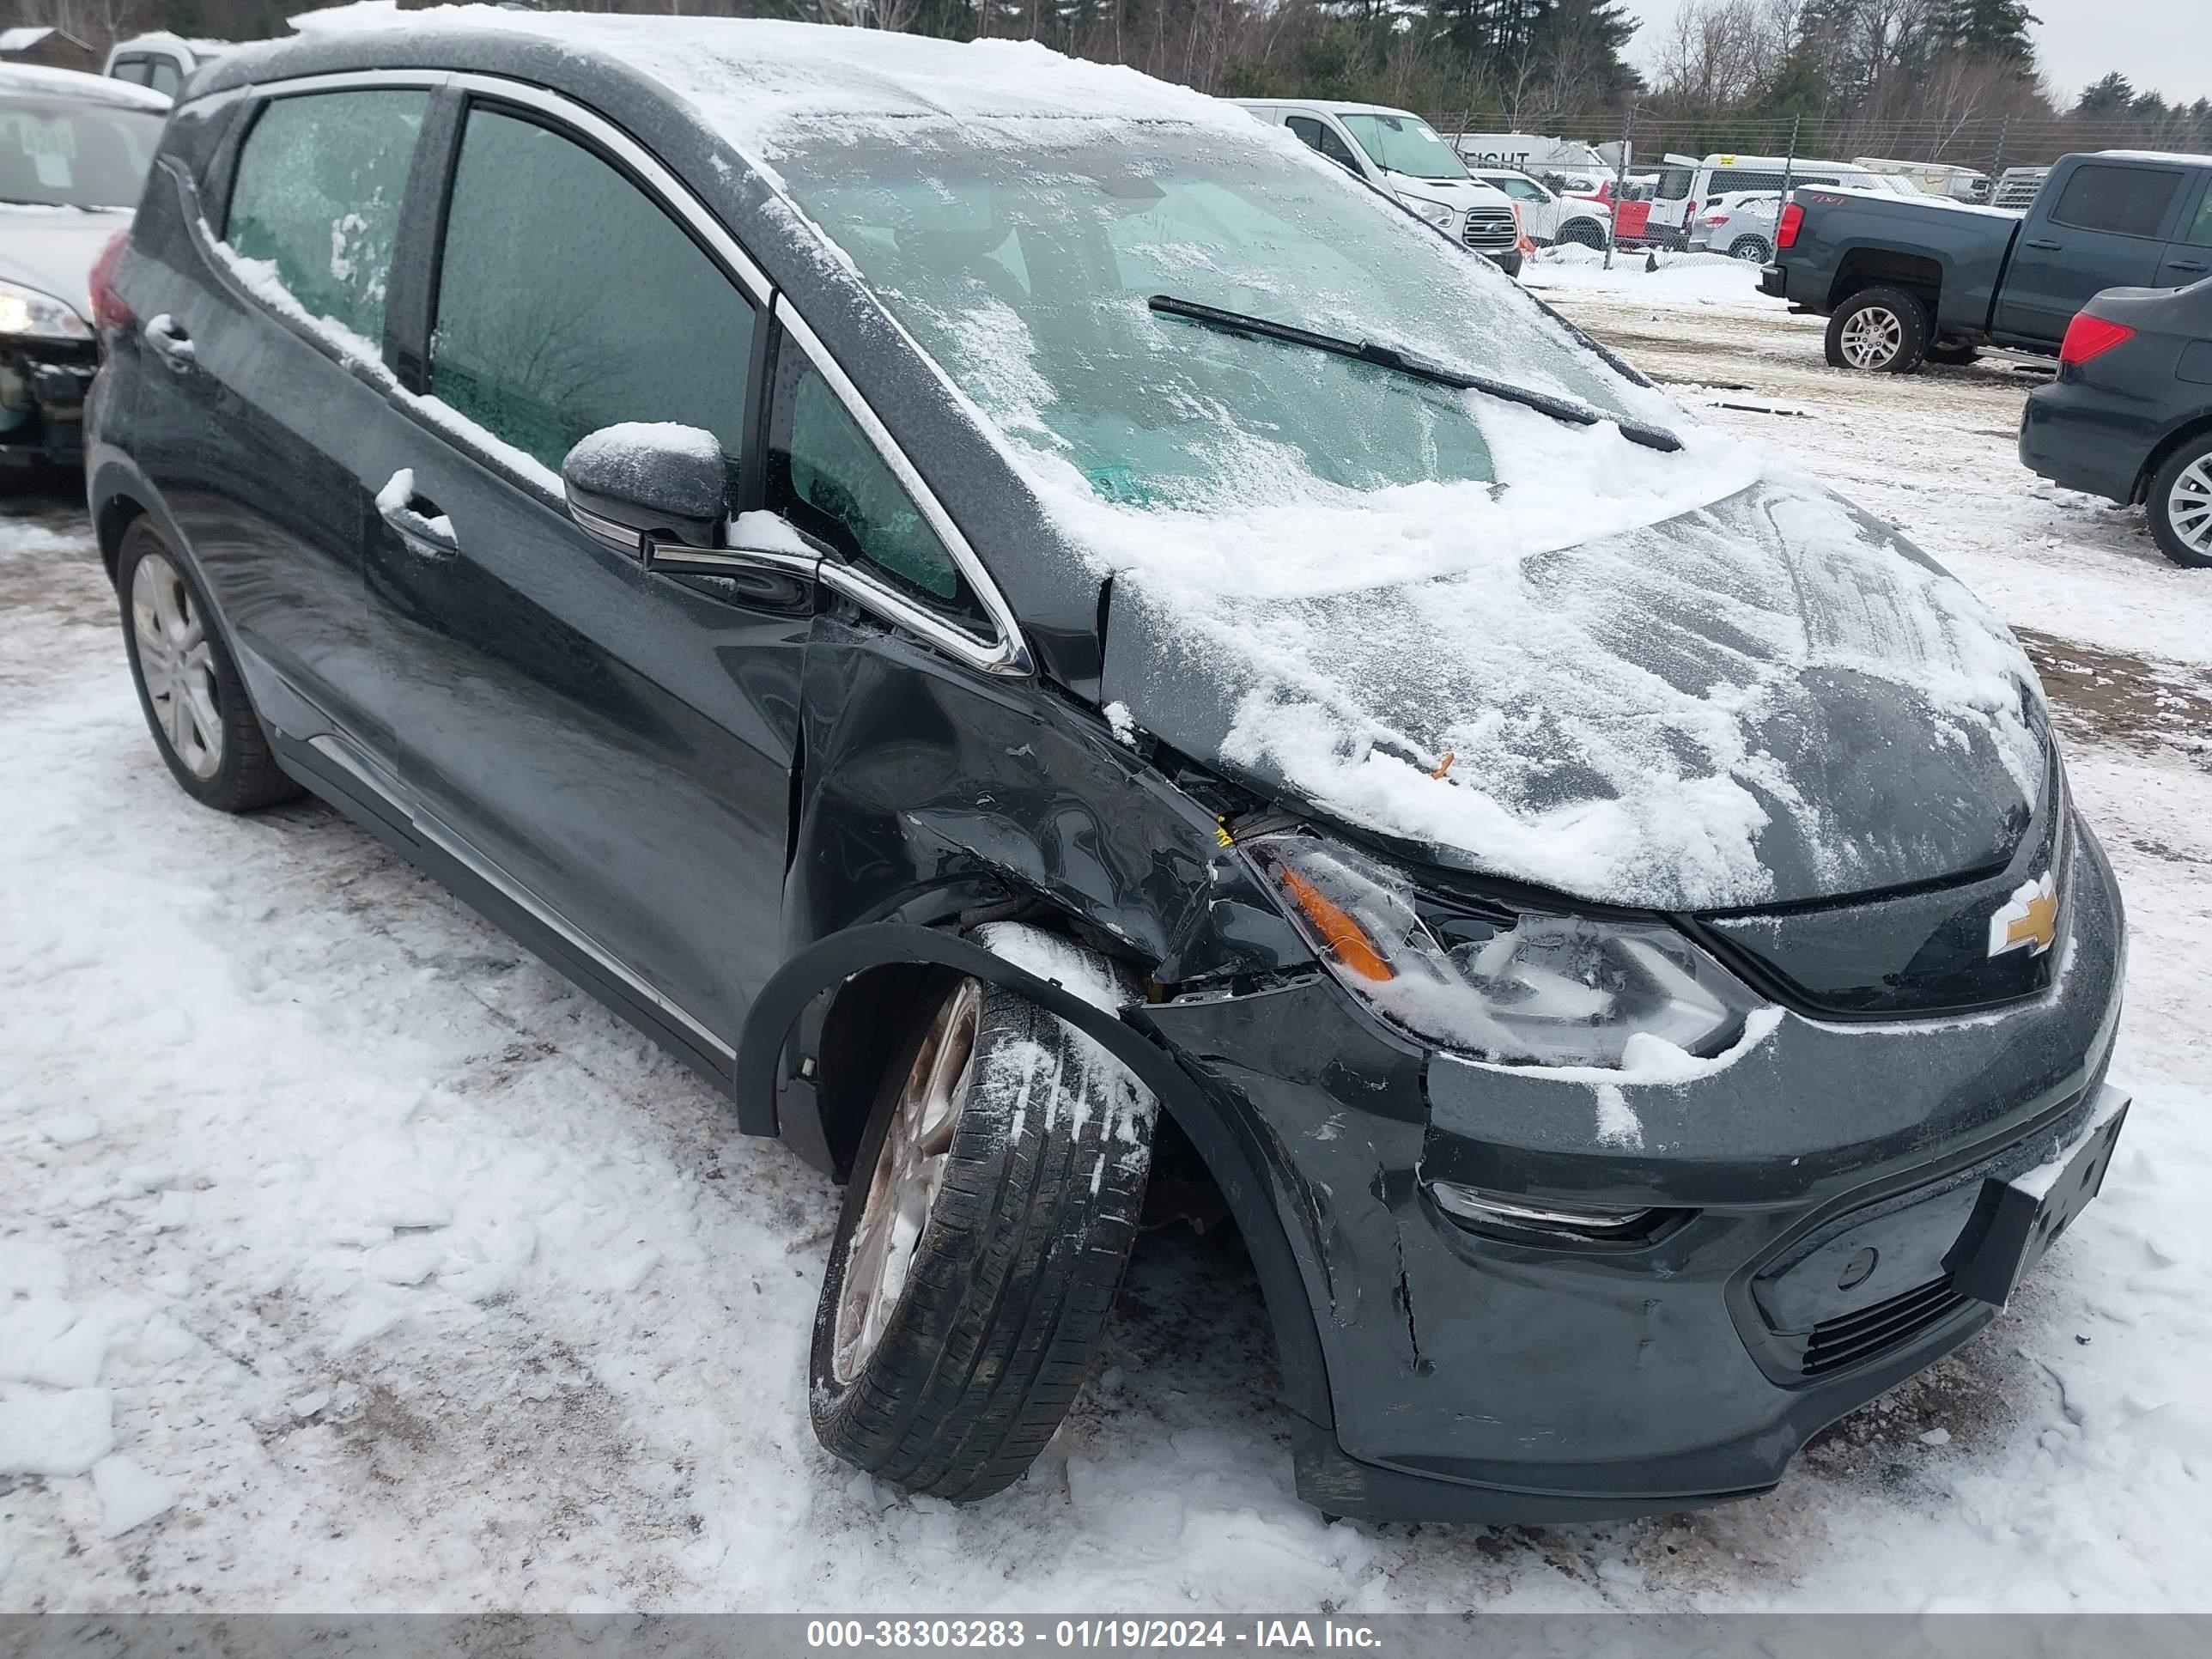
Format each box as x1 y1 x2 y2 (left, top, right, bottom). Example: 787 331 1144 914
1988 872 2059 959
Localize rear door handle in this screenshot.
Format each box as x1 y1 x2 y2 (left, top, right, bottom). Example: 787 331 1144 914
2170 258 2209 273
143 313 195 371
2024 238 2063 251
376 469 458 560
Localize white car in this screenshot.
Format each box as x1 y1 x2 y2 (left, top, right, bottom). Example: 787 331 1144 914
1234 99 1524 276
1690 191 1782 261
101 32 230 102
1463 167 1611 250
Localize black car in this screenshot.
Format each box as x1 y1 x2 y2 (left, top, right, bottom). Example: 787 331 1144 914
2021 275 2212 568
0 62 167 476
87 11 2128 1524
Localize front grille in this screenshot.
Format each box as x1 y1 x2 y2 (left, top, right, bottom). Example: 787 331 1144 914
1462 207 1517 250
1801 1276 1966 1377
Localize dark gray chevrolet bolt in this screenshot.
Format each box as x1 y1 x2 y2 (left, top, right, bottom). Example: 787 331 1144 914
85 8 2129 1522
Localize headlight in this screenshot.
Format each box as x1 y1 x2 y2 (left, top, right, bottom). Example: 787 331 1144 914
1407 198 1456 230
1246 834 1760 1068
0 282 92 343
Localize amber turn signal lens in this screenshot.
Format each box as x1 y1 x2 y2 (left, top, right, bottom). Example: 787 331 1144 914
1274 864 1395 982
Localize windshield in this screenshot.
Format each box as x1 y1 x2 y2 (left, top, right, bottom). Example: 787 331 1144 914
0 92 160 209
775 124 1642 512
1334 112 1470 182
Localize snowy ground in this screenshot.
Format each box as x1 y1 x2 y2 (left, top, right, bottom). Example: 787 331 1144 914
4 271 2211 1611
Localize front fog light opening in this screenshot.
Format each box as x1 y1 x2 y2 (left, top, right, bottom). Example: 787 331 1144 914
1427 1180 1660 1242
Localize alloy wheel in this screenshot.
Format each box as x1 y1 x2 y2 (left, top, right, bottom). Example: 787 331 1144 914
1839 307 1903 368
131 550 224 780
2169 457 2212 556
832 979 981 1385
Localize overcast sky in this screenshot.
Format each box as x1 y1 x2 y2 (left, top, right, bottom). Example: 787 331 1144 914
1622 0 2209 107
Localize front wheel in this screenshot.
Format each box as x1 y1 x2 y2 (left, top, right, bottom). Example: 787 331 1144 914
1825 286 1931 373
2147 437 2212 568
810 967 1157 1501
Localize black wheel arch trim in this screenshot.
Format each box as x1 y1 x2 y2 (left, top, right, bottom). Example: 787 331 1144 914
737 920 1336 1430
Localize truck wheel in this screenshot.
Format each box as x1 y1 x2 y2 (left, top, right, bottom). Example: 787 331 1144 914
1825 287 1930 373
1926 343 1982 367
1728 235 1772 263
118 520 303 813
810 970 1158 1501
2147 437 2212 568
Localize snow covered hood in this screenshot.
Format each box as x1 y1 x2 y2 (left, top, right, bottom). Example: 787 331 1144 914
0 207 129 317
1097 463 2049 914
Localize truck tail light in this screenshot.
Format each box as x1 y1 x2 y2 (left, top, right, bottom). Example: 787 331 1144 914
1775 203 1805 250
2059 313 2135 366
88 228 133 331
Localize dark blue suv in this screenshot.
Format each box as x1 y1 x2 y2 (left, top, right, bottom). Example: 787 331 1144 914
86 10 2129 1522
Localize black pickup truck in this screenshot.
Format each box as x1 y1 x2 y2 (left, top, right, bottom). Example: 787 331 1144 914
1762 150 2212 372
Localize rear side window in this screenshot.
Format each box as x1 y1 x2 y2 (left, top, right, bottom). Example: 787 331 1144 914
2185 190 2212 249
226 90 428 348
2049 165 2184 239
430 106 757 475
770 347 976 621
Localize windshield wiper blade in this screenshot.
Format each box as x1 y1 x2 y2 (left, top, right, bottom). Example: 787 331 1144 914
1146 294 1682 453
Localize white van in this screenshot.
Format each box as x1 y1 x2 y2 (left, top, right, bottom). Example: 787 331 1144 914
1234 99 1524 276
1644 153 1880 247
101 32 228 103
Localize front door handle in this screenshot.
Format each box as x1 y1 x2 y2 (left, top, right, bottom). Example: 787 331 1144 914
2169 258 2209 274
2024 238 2063 251
376 469 459 561
143 313 195 371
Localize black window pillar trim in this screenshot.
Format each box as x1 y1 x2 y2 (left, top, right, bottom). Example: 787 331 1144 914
386 83 463 397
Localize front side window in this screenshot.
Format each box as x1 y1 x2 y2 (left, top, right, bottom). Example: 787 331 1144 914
226 89 426 346
147 60 182 100
1284 116 1359 174
110 57 149 86
2050 165 2183 239
0 89 161 209
431 106 757 475
771 347 974 619
2188 189 2212 249
1334 112 1469 182
1489 176 1547 203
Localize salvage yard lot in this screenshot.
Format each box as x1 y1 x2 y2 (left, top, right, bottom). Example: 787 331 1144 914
3 253 2209 1613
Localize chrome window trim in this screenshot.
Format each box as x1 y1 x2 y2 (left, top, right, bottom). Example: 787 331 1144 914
307 735 735 1064
218 69 1033 678
775 296 1034 678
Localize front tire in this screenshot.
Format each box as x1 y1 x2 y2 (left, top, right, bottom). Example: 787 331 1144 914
1825 286 1930 373
2147 436 2212 568
810 969 1157 1501
118 519 302 812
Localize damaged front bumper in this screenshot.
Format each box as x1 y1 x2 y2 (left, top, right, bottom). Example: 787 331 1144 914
0 338 95 469
1135 818 2128 1522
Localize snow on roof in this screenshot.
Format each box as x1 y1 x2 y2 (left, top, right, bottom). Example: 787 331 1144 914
0 58 171 108
0 27 54 50
2091 149 2212 166
295 3 1244 165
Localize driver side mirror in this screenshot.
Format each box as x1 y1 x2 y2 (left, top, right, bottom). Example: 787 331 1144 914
562 423 728 557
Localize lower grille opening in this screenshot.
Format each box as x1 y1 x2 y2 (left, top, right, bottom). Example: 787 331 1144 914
1801 1275 1966 1377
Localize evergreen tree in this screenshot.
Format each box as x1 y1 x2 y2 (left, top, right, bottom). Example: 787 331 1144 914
1934 0 2038 66
2074 71 2136 117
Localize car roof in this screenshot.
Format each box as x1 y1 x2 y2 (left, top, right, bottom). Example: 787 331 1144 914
216 4 1246 145
0 59 172 110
